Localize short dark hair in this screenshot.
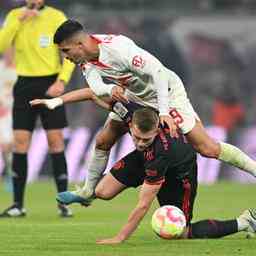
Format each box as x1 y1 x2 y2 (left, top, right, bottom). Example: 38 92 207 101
132 108 159 133
54 19 84 44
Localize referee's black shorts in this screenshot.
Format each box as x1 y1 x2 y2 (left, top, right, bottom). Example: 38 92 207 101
110 150 198 224
13 74 68 131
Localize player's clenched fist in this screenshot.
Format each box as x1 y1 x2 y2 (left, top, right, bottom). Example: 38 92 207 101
160 114 179 138
110 86 129 103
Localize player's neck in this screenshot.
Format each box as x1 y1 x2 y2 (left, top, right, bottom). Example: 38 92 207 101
86 35 100 61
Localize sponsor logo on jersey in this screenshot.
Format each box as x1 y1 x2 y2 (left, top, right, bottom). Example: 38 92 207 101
113 159 125 170
132 55 145 68
144 149 155 161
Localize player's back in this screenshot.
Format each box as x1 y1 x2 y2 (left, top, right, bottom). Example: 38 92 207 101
154 128 196 170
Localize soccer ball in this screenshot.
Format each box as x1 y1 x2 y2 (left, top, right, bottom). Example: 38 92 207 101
151 205 186 239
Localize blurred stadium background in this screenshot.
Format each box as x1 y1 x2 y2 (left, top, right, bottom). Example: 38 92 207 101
1 0 256 184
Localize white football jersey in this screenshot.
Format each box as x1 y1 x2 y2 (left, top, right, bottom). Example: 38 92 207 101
81 34 188 115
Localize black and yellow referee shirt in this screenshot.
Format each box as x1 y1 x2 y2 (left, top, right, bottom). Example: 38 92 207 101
0 5 74 83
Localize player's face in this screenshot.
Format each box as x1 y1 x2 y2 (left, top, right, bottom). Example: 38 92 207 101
59 41 86 65
25 0 44 9
130 124 159 151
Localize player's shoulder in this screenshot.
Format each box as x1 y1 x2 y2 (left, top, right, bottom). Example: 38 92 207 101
44 6 66 17
93 34 135 49
6 7 24 18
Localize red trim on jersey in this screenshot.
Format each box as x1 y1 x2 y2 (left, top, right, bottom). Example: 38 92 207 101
115 75 133 86
158 130 169 151
144 177 165 186
104 74 132 88
79 63 86 70
89 60 111 68
182 178 191 223
88 35 113 68
89 35 102 44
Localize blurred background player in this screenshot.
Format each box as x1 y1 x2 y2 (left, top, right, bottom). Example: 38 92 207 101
0 48 16 192
0 0 75 217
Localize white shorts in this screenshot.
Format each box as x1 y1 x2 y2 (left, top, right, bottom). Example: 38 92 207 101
0 114 13 144
108 102 199 134
109 73 200 134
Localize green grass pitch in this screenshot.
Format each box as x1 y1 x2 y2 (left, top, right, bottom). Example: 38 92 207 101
0 181 255 256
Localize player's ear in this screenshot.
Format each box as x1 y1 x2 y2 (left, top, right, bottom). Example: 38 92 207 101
128 122 132 128
77 41 83 47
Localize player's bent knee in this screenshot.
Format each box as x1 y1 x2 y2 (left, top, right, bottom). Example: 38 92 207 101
196 142 220 158
48 142 65 153
95 186 114 200
14 138 30 153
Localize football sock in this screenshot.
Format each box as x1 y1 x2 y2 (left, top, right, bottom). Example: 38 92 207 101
189 219 238 238
12 153 27 208
81 148 110 197
218 142 256 177
236 216 249 231
51 152 68 193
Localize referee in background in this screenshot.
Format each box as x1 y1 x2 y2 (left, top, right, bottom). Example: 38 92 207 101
0 0 75 217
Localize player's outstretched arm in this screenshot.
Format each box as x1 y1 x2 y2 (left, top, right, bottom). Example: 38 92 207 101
30 88 112 111
96 182 161 245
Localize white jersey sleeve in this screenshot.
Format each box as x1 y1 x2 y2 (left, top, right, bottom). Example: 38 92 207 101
116 36 170 115
84 65 116 96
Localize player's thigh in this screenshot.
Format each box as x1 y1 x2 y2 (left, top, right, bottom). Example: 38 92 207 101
13 93 39 152
185 120 220 158
96 149 145 200
157 161 198 225
110 150 145 188
46 129 65 153
96 115 128 150
13 97 38 132
40 104 68 130
95 173 127 200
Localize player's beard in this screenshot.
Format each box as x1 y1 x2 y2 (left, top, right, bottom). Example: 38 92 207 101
27 2 45 10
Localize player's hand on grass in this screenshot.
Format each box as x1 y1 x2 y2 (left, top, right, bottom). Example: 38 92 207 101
96 235 124 245
111 86 129 103
46 80 65 97
160 114 179 138
29 98 63 110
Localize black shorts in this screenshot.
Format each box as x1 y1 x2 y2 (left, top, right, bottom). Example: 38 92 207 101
13 75 67 131
110 150 198 224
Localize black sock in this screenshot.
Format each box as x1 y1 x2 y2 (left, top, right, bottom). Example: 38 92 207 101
189 219 238 238
51 152 68 193
12 153 27 208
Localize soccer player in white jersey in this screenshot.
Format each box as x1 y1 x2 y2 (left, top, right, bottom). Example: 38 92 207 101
0 48 17 188
51 19 256 205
